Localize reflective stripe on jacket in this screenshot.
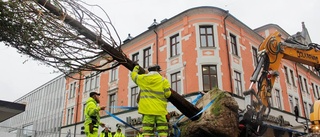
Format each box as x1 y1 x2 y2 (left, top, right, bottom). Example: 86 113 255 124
84 97 101 132
131 65 171 115
136 133 143 137
114 132 125 137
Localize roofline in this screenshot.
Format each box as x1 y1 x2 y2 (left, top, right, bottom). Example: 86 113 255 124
122 6 265 46
254 23 290 36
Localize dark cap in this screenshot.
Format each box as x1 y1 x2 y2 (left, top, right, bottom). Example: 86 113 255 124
148 64 162 72
89 92 100 97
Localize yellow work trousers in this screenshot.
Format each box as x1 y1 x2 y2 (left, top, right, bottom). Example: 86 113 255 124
142 115 168 136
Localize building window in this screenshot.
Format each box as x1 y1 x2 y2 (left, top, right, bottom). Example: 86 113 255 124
284 66 290 84
199 25 214 47
69 82 76 99
132 52 139 63
170 34 180 57
84 73 100 92
275 89 282 109
289 95 294 113
143 47 151 68
290 70 296 87
171 72 181 94
95 74 100 88
295 97 299 116
234 71 242 96
252 47 258 66
67 109 70 125
82 103 86 121
202 65 218 91
309 104 312 117
110 64 117 82
269 95 273 107
312 83 317 99
230 34 238 56
316 85 319 99
304 78 309 94
131 87 139 107
70 107 74 124
109 94 116 113
298 75 304 92
304 102 308 118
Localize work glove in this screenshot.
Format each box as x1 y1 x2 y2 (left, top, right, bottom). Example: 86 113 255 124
133 65 140 72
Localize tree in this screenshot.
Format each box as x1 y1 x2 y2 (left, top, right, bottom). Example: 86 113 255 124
0 0 125 77
0 0 201 123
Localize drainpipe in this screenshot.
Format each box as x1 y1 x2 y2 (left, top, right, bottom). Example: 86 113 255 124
154 29 159 65
223 10 234 93
295 62 308 133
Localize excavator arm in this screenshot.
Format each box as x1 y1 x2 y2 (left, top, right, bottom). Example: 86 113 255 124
240 31 320 136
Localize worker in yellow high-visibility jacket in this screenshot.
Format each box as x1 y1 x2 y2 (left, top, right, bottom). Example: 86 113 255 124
131 64 171 137
84 92 106 137
100 127 112 137
136 128 143 137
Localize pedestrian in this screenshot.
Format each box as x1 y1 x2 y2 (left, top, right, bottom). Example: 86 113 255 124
114 128 125 137
84 92 106 137
100 127 112 137
136 128 143 137
131 64 171 137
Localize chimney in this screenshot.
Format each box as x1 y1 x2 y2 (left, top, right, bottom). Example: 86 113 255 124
148 19 158 30
123 33 133 44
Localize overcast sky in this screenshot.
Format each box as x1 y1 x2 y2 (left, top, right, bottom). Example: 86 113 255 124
1 0 319 102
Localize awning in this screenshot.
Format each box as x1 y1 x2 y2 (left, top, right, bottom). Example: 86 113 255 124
0 100 26 122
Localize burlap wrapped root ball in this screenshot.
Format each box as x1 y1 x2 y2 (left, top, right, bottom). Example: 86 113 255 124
178 89 239 137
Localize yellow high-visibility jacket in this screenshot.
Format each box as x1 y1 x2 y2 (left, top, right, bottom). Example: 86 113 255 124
100 131 112 137
114 132 125 137
84 97 101 133
136 133 143 137
131 65 171 115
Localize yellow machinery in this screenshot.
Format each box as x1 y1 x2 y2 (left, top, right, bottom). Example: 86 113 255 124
241 31 320 136
310 100 320 134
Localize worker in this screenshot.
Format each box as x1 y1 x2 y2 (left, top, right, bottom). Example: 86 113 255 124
84 92 106 137
136 128 143 137
114 128 125 137
131 64 171 137
100 127 112 137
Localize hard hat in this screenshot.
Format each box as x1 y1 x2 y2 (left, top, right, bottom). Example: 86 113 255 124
148 64 162 72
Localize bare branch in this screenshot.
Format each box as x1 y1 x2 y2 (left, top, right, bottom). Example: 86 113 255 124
0 0 125 77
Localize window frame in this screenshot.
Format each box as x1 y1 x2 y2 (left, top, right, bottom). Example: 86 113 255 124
131 86 139 107
275 89 282 109
252 47 258 66
109 93 116 113
230 33 238 56
234 71 243 96
304 78 309 94
199 25 215 47
143 47 151 68
202 65 218 91
170 34 180 57
289 95 294 113
132 52 139 63
171 71 181 94
110 64 117 82
298 75 304 92
290 69 296 87
284 66 290 84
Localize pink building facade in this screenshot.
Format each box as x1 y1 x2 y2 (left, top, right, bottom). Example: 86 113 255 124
61 6 320 137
